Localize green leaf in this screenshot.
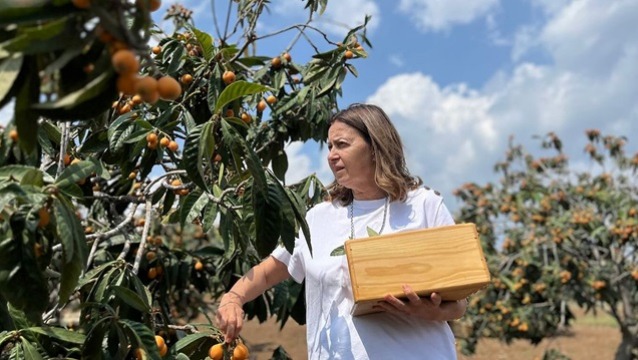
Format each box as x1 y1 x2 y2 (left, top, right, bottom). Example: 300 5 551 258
7 303 31 331
110 286 151 313
32 70 117 120
182 122 212 191
53 196 88 304
214 80 271 113
0 1 73 25
129 273 152 311
201 202 218 233
0 55 22 105
2 16 72 54
77 260 118 288
25 326 86 344
0 165 43 183
173 332 212 353
167 45 186 75
253 181 284 258
180 189 209 228
119 319 161 358
82 317 111 359
20 337 43 360
271 150 288 182
14 57 39 154
243 142 267 192
366 226 379 237
330 245 345 256
283 186 312 254
54 158 100 188
190 27 214 61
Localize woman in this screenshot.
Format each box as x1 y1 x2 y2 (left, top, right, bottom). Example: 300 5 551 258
216 104 466 359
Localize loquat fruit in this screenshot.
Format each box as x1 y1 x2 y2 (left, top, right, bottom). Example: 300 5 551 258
257 100 267 112
95 26 114 43
147 267 158 279
111 50 140 75
159 137 170 147
117 74 139 96
208 344 223 360
131 94 143 105
194 260 204 271
9 129 18 142
344 50 354 59
145 251 156 261
118 103 131 114
37 207 50 228
167 141 179 152
266 95 277 104
71 0 91 9
240 112 251 124
135 76 159 104
180 73 193 85
233 343 249 360
222 70 236 85
283 52 292 62
146 133 158 144
136 0 161 12
271 56 282 69
83 63 94 73
157 76 182 101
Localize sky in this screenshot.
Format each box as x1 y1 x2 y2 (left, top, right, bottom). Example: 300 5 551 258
3 0 637 213
227 0 638 211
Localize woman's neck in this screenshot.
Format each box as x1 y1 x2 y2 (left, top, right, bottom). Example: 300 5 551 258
352 187 386 201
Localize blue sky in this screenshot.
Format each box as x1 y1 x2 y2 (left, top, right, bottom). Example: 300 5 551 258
3 0 636 212
236 0 638 211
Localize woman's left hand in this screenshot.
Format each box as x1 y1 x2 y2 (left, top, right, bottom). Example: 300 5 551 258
374 284 462 321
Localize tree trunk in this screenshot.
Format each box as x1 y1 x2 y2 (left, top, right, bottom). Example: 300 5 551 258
615 326 638 360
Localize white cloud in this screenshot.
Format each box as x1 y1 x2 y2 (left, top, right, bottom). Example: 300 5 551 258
366 0 638 207
283 142 312 185
398 0 500 32
539 0 638 75
367 73 498 196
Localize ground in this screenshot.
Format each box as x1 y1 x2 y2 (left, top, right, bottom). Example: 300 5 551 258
239 308 620 359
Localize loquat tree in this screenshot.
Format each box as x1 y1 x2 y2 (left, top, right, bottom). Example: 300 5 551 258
0 0 371 358
453 130 638 360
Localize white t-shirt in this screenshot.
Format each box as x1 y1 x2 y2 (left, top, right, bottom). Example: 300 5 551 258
271 187 458 360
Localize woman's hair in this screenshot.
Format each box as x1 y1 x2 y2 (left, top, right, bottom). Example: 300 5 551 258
326 103 422 205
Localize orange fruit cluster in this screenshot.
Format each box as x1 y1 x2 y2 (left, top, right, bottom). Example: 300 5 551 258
171 178 189 196
155 335 168 356
208 343 249 360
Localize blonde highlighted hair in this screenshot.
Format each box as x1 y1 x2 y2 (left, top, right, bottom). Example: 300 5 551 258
326 103 422 205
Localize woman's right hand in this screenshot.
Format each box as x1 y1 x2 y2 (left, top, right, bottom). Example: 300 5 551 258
215 295 245 343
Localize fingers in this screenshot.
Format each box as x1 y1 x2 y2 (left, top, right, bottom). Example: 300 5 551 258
403 284 422 304
215 303 245 343
429 292 442 307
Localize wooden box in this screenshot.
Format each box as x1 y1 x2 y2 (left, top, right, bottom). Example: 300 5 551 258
344 223 490 316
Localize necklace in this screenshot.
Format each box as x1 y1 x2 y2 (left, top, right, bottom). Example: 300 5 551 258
349 196 389 239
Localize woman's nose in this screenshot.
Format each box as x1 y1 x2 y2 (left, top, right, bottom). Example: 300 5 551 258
328 148 338 161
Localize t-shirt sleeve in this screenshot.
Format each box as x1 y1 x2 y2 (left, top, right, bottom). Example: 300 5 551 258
423 188 456 227
433 200 455 226
270 209 314 283
271 243 304 283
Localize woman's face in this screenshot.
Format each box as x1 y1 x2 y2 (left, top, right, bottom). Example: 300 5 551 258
327 121 379 198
